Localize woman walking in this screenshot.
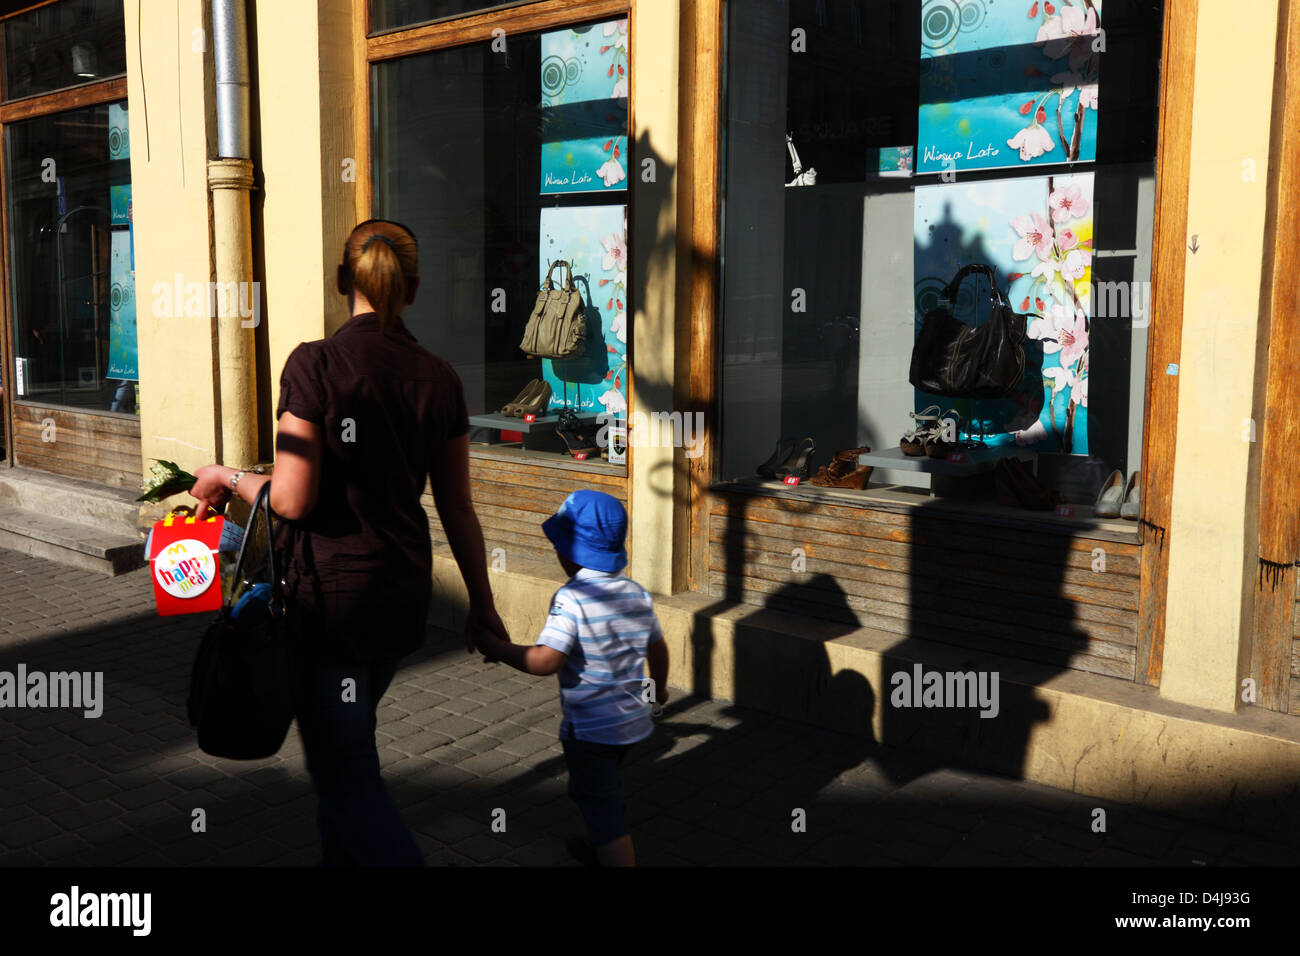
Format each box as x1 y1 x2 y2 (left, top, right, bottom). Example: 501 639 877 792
188 219 508 865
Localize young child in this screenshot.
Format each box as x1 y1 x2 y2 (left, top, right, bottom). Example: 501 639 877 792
478 489 668 867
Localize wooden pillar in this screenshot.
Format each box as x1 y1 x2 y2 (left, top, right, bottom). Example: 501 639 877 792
1134 0 1198 686
681 0 722 593
1250 0 1300 713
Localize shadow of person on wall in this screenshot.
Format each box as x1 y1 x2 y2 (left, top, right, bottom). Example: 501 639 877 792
461 569 891 865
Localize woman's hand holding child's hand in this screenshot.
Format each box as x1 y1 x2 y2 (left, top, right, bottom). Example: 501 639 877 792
465 604 510 660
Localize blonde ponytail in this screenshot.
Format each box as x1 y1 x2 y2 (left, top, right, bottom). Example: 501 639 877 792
341 221 419 331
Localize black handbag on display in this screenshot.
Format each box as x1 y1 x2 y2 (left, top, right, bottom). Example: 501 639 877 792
186 483 298 760
909 263 1029 399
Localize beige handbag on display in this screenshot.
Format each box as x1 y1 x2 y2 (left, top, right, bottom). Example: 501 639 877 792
520 259 586 359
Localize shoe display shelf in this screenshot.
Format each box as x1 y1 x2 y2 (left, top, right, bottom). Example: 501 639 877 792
858 445 1037 497
469 411 599 436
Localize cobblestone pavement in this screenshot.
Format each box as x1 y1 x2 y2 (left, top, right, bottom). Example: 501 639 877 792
0 546 1294 867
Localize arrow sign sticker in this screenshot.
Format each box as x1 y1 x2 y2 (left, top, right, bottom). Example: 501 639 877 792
1189 235 1199 253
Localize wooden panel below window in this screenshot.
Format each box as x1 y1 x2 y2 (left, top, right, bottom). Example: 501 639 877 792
709 490 1141 681
11 404 141 489
421 453 628 567
1288 580 1300 716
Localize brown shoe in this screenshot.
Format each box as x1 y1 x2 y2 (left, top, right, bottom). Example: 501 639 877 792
502 379 542 417
811 447 873 489
900 405 940 456
996 457 1061 511
516 381 552 418
924 410 963 458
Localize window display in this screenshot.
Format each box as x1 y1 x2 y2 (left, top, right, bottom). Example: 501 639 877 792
372 15 629 467
5 100 137 415
370 0 535 34
1 0 126 102
719 0 1162 517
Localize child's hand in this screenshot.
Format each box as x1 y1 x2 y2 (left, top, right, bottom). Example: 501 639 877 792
464 603 510 655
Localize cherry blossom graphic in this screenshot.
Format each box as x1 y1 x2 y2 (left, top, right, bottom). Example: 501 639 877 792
1008 121 1056 162
1012 211 1056 261
1012 173 1094 451
1005 1 1102 165
600 230 628 285
1049 182 1091 223
596 155 625 188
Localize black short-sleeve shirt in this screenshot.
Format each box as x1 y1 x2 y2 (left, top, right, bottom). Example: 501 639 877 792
275 311 468 663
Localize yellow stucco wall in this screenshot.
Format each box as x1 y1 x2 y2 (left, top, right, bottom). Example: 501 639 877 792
1160 0 1281 711
125 0 218 479
255 0 356 427
629 0 684 596
126 0 356 480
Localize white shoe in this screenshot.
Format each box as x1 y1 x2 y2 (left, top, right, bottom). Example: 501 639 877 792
1094 469 1124 518
1121 471 1141 520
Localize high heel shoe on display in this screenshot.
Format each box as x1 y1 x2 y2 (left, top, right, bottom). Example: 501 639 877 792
1093 469 1124 518
810 447 873 489
1121 470 1141 520
900 405 941 457
556 409 600 457
757 438 797 478
502 379 542 417
515 381 552 419
775 437 816 480
924 409 963 459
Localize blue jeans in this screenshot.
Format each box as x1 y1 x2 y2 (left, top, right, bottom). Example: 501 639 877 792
295 656 423 866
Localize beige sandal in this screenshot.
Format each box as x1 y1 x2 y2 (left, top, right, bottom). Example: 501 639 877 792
900 405 941 456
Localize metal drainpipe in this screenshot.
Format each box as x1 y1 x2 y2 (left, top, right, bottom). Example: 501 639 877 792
207 0 258 469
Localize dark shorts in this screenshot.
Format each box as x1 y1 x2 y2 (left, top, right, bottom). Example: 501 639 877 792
562 728 635 847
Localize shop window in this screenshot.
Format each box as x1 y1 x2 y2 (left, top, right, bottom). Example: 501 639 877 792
1 0 127 102
372 14 630 469
370 1 534 34
719 0 1162 521
5 100 138 415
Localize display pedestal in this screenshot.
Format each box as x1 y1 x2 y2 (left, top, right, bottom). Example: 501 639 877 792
857 445 1036 497
469 412 600 451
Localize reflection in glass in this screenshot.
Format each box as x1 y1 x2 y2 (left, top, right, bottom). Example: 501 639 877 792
2 0 126 101
370 0 528 34
719 0 1162 504
6 101 137 414
371 16 629 462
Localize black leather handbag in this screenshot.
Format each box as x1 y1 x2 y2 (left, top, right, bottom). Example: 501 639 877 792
186 483 298 760
909 263 1029 399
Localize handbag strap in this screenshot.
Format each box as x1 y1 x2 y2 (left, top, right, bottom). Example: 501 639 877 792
225 481 281 611
542 260 574 292
942 264 1006 308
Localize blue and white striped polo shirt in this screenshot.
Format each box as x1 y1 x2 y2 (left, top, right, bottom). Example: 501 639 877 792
537 568 664 745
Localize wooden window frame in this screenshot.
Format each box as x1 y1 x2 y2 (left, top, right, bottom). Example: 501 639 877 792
352 0 633 477
681 0 1198 686
1249 0 1300 714
353 0 632 235
0 4 130 468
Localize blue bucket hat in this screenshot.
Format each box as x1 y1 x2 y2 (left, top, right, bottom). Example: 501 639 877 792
542 490 628 573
